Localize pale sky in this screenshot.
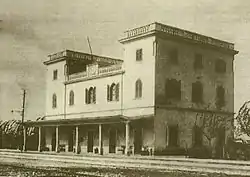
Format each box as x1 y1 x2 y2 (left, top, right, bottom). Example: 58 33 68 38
0 0 249 120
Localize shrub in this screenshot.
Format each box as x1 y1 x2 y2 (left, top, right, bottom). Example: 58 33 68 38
187 146 212 159
225 138 250 160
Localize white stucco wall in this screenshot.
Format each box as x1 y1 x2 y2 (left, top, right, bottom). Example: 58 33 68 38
45 60 66 120
122 36 156 117
65 74 123 119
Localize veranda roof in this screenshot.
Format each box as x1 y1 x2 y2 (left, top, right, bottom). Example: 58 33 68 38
24 114 153 127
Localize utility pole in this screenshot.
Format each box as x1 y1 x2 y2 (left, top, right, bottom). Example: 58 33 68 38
21 89 26 152
11 89 27 152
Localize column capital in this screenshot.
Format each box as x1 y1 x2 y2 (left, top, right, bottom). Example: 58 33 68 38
125 120 130 124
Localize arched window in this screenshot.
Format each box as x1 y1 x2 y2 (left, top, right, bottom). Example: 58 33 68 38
69 90 74 106
215 59 226 73
216 86 225 109
52 94 57 108
107 83 120 102
110 83 116 101
86 87 96 104
192 81 203 103
135 79 142 99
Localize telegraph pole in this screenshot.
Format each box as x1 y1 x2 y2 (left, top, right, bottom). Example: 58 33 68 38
11 89 27 152
21 89 26 152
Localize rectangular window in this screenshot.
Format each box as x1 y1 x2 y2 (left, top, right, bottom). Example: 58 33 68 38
165 79 181 101
169 49 178 65
215 59 226 73
194 53 203 70
136 49 143 61
216 86 225 109
53 70 58 80
192 82 203 103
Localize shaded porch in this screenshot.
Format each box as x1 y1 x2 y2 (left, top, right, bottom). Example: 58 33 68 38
24 115 154 156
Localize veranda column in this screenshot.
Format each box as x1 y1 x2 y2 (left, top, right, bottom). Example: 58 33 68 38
166 125 169 146
38 126 42 152
23 126 27 152
55 126 59 153
99 124 103 155
75 126 79 154
125 121 130 155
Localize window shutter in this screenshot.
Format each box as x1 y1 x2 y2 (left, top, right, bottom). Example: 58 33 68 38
107 85 110 101
115 83 119 101
85 89 89 104
93 87 96 103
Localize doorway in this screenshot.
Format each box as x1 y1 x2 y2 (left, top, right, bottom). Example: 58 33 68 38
68 128 74 152
109 129 116 153
51 130 56 151
87 131 94 153
216 128 225 158
134 128 142 154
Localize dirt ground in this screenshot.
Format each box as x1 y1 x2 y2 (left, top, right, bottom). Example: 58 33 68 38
0 163 249 177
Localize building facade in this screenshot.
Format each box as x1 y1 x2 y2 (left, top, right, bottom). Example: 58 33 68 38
26 22 238 156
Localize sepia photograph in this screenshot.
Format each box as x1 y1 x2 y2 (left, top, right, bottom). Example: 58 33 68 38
0 0 250 176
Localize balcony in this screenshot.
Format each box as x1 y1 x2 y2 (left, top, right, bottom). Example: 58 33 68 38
67 64 123 82
68 71 87 80
99 64 122 74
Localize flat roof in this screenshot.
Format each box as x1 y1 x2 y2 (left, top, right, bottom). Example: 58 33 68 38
44 50 123 65
119 22 238 54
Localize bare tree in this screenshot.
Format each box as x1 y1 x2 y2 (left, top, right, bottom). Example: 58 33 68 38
236 101 250 137
195 112 229 145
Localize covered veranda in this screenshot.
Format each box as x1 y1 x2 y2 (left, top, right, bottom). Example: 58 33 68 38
24 115 154 156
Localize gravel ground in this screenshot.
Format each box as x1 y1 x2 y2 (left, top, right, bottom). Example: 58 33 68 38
0 163 250 177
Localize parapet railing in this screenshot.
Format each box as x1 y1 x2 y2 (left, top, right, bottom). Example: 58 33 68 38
68 64 123 81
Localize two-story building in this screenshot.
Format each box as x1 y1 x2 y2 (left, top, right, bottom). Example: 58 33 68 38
25 22 238 156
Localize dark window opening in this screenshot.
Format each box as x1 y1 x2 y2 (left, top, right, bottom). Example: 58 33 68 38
215 59 226 73
136 49 143 61
86 87 96 104
52 94 57 108
194 53 203 69
107 83 119 101
169 49 178 65
192 81 203 103
135 79 142 99
69 90 74 106
216 86 225 109
53 70 58 80
165 79 181 101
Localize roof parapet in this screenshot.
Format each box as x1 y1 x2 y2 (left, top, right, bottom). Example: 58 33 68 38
119 22 237 54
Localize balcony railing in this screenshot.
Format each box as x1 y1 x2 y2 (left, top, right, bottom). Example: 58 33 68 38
68 71 87 80
99 64 122 75
67 64 123 81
